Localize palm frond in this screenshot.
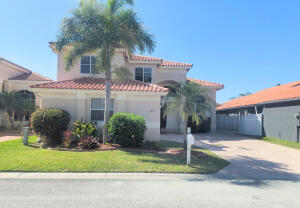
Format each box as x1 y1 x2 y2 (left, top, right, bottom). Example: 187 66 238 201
165 81 214 126
64 43 95 71
113 66 132 82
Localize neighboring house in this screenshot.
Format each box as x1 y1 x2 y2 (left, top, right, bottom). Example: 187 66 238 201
0 57 52 128
30 43 223 140
217 80 300 142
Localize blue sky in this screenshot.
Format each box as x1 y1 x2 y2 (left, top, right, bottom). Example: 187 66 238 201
1 0 300 103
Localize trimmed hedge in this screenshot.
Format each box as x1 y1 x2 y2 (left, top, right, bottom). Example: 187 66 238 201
108 113 147 147
31 108 70 146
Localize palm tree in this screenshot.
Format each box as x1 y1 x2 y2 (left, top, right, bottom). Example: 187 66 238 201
165 81 212 148
55 0 155 143
0 91 35 129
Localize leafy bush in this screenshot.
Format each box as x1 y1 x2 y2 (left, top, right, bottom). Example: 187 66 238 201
73 121 98 138
31 108 70 146
78 136 99 149
63 130 79 148
108 113 147 147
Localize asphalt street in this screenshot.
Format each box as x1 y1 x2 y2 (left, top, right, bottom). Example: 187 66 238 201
0 173 299 208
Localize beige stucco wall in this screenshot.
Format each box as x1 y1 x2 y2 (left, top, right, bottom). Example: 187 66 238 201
35 92 78 123
0 80 3 93
33 89 163 141
156 69 187 84
208 88 217 132
56 50 187 85
124 95 161 140
3 80 49 92
0 62 24 80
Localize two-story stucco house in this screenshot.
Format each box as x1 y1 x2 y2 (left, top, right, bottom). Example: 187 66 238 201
0 57 52 128
30 43 223 140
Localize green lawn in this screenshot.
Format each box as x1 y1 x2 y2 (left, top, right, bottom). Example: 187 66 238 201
262 137 300 150
0 136 228 174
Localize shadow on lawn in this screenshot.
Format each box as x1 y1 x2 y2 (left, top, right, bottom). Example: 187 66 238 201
122 147 229 174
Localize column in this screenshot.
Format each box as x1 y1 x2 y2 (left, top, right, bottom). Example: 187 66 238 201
77 92 86 121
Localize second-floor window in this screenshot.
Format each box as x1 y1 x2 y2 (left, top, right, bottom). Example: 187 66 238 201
135 67 152 83
81 56 99 74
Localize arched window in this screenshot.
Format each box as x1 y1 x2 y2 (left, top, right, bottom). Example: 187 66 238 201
14 90 35 121
16 90 35 102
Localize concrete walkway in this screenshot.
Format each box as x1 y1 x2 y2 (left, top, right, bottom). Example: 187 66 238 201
161 132 300 181
0 132 20 143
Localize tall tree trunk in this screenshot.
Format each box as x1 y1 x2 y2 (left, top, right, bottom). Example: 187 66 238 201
103 69 112 144
8 113 14 130
183 114 188 149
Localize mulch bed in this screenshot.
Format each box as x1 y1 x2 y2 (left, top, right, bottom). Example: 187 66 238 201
29 143 207 158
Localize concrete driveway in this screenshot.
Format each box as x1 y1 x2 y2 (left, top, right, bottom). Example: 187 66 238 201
0 132 20 143
161 132 300 181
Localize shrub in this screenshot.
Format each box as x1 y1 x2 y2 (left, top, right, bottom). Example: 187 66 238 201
63 130 79 148
73 121 98 138
31 108 70 146
78 136 99 149
108 113 147 147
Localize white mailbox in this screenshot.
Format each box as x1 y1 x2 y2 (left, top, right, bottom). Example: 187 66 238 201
187 133 195 147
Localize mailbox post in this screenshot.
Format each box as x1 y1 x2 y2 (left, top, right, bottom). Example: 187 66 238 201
186 127 195 165
22 127 30 145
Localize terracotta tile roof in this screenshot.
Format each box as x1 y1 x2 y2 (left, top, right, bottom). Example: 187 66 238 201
187 78 224 88
31 77 169 93
1 56 52 81
9 72 52 81
217 80 300 110
129 54 193 68
129 54 162 62
161 60 193 67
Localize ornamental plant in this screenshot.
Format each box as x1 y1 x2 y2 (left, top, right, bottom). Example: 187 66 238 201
108 113 147 147
31 108 70 146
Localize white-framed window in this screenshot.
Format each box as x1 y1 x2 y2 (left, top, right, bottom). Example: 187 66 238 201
90 98 114 122
80 56 99 74
135 67 152 83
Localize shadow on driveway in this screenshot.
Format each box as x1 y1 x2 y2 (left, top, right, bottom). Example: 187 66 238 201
161 131 300 187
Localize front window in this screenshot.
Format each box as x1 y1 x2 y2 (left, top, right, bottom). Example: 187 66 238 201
14 90 35 121
91 98 114 122
81 56 99 74
135 67 152 83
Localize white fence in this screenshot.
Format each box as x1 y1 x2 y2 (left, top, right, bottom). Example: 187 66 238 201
217 114 262 136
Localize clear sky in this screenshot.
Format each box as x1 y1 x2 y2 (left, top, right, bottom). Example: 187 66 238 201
1 0 299 103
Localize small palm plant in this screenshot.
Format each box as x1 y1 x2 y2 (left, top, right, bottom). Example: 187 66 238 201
164 81 212 147
55 0 155 143
0 91 35 129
